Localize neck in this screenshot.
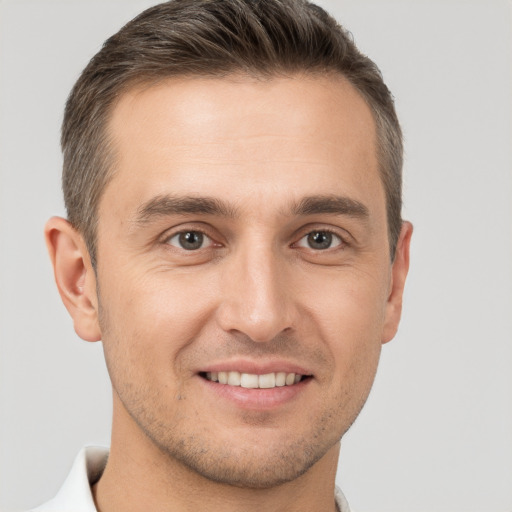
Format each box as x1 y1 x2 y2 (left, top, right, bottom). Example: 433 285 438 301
93 399 341 512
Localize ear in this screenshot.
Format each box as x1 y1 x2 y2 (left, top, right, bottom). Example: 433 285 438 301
382 221 413 344
44 217 101 342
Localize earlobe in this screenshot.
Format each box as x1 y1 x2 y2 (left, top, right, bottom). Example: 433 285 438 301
44 217 102 342
381 221 413 344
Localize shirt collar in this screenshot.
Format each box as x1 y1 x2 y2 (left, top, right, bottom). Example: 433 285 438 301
31 446 108 512
32 446 351 512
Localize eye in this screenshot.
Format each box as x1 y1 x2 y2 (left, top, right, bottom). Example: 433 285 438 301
167 230 212 250
297 230 343 250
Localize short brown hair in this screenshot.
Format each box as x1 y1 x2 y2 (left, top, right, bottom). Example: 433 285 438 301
62 0 403 267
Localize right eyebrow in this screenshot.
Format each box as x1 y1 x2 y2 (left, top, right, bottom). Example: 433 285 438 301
134 194 239 224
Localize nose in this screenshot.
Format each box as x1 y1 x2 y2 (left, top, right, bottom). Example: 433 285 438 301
216 243 295 343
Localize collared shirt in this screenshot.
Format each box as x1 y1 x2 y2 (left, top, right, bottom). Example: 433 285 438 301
31 446 351 512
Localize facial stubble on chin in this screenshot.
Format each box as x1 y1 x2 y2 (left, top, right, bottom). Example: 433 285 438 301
123 389 360 489
96 289 377 489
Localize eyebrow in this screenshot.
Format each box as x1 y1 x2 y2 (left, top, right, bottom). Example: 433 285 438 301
290 195 370 219
135 194 238 224
134 193 369 224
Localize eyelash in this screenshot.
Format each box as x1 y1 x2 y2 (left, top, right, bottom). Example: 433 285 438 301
295 229 345 251
162 226 347 253
166 230 215 250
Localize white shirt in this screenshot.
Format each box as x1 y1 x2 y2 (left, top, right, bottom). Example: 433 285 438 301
31 446 351 512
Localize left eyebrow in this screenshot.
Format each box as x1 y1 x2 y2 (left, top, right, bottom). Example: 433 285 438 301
290 195 370 220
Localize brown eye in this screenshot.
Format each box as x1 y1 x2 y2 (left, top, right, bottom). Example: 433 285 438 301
297 231 342 250
167 231 211 250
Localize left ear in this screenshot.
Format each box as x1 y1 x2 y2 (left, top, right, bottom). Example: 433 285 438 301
382 221 413 344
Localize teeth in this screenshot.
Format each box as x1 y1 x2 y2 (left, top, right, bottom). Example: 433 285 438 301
227 371 241 386
258 373 276 389
285 373 296 386
240 373 259 388
275 372 286 387
205 371 304 388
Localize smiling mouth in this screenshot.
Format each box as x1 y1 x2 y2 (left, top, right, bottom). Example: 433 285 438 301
200 371 310 389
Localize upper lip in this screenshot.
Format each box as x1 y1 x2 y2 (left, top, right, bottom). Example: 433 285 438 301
197 359 313 376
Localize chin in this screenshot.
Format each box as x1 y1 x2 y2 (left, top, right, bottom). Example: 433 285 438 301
165 440 327 488
143 419 342 489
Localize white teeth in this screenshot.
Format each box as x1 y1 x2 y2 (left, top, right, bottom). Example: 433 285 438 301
241 373 259 388
275 372 286 387
285 373 296 386
205 371 303 388
227 371 241 386
258 373 276 388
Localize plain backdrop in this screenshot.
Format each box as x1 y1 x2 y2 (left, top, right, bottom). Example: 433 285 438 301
1 1 511 511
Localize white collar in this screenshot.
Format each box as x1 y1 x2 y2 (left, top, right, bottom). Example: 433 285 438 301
31 446 107 512
32 446 351 512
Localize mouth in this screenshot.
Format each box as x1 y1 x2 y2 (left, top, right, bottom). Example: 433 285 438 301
200 371 311 389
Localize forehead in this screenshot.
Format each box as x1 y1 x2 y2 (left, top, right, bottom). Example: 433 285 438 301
103 73 381 219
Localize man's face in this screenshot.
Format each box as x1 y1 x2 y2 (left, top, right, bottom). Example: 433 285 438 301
92 74 405 486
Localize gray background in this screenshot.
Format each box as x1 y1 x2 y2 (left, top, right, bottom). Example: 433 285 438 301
1 0 511 511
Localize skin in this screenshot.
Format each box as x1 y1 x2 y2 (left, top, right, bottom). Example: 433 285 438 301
46 74 412 512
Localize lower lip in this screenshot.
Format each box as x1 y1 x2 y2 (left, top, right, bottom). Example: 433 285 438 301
199 376 311 410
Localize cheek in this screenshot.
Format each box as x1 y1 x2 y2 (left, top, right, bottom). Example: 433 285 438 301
303 264 389 337
300 267 388 384
97 267 219 368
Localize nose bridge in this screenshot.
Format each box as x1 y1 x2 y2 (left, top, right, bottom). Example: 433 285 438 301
217 234 293 342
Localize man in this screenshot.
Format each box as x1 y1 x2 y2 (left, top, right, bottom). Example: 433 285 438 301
36 0 412 510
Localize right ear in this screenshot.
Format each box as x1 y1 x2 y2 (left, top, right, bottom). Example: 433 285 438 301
44 217 101 342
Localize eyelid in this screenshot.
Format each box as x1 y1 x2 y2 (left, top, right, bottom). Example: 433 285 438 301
160 223 223 248
295 230 343 250
292 225 350 248
166 230 214 249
